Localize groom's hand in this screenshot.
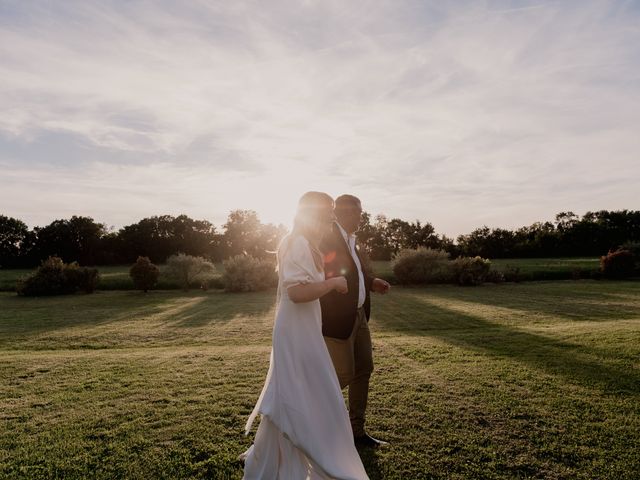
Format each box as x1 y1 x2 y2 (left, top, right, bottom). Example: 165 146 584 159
372 278 390 294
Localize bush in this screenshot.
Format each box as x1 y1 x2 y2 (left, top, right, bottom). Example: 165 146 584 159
17 257 70 296
129 256 160 292
17 256 100 296
502 265 523 283
166 253 216 290
621 242 640 272
452 256 491 286
571 267 583 280
392 248 452 285
64 262 100 293
600 249 635 279
485 268 505 283
223 254 277 292
205 276 226 290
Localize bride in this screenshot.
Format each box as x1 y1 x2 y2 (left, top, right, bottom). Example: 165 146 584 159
242 191 369 479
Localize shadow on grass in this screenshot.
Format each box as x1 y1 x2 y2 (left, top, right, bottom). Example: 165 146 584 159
0 290 275 339
375 293 640 396
0 292 183 335
419 281 640 323
169 292 275 328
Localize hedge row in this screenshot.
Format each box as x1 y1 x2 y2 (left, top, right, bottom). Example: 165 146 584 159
7 246 640 295
384 247 639 286
12 254 278 296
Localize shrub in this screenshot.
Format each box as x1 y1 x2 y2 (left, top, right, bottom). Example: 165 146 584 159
392 248 452 285
166 253 216 290
502 265 523 283
82 268 100 293
205 276 226 290
64 262 100 293
452 256 491 286
223 254 277 292
17 256 100 296
17 257 69 296
600 249 634 279
485 268 505 283
621 242 640 271
129 256 160 292
571 267 583 280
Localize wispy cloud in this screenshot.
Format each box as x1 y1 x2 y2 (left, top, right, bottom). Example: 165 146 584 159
1 0 639 235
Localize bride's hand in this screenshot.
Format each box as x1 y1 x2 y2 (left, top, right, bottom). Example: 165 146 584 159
329 276 348 294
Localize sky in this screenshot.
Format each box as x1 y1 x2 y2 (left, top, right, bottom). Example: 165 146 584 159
1 0 639 237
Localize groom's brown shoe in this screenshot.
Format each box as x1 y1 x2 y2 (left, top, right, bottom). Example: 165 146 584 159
354 433 389 448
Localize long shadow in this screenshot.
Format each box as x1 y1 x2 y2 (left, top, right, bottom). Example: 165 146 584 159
0 292 179 338
0 290 275 344
416 282 640 323
170 292 275 328
374 295 640 396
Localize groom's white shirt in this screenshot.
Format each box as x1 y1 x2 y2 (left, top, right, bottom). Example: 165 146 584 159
336 223 366 309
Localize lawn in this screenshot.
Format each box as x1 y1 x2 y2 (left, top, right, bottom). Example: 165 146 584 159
490 257 601 278
1 281 639 479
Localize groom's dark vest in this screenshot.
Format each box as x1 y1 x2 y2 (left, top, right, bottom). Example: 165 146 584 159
320 224 373 339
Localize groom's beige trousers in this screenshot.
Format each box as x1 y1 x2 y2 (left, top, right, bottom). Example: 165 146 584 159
323 307 373 438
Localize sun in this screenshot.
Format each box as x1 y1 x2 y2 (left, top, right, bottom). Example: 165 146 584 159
224 174 303 228
198 166 355 229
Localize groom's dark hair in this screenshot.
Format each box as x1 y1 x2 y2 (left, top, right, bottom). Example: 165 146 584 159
334 194 361 212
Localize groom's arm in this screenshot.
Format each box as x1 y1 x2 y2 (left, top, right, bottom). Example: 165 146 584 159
371 277 390 294
356 244 388 294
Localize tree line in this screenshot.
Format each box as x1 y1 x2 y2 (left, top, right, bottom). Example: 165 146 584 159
353 210 640 260
1 209 639 268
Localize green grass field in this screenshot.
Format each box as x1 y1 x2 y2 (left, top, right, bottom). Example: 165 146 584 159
1 281 638 479
490 257 600 278
488 257 599 272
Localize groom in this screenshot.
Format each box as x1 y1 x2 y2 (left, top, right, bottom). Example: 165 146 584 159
320 194 391 448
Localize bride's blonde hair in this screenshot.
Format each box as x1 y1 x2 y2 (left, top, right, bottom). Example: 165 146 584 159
278 191 334 273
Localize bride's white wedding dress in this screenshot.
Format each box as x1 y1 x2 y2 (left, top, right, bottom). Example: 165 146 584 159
242 234 369 480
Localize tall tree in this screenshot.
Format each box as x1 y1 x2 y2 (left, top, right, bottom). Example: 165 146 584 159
118 215 221 263
33 216 106 265
222 210 263 258
222 210 285 259
0 215 30 268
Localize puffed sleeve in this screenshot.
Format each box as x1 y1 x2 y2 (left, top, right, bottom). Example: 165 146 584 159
280 236 317 289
